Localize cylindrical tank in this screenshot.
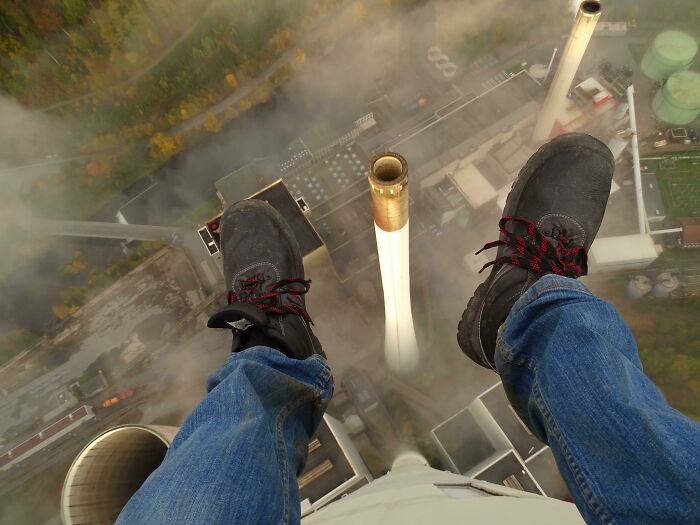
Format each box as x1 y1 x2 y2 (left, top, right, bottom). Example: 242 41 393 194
641 31 698 81
368 152 419 375
652 272 680 298
652 70 700 125
61 425 179 525
627 275 652 299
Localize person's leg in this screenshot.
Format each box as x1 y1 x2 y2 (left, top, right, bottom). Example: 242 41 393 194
497 274 700 525
457 133 700 524
117 347 332 525
117 200 330 524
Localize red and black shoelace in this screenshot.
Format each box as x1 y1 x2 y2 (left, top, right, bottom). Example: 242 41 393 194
476 216 587 278
227 276 313 323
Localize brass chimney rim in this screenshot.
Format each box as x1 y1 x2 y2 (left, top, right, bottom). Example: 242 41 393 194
368 152 409 232
580 1 601 16
369 153 408 189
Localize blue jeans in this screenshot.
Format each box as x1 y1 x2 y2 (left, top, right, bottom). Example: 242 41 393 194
117 275 700 525
117 349 332 525
496 275 700 524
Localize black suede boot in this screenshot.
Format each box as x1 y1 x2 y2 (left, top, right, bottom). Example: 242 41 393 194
457 133 614 370
207 200 324 360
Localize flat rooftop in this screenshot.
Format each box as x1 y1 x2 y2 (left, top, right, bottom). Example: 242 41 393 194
391 72 541 171
641 153 700 219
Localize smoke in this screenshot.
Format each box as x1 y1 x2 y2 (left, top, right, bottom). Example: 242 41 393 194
0 97 88 345
0 97 68 276
570 0 582 15
286 0 539 121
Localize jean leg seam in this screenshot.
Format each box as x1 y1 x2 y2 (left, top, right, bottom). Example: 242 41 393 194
312 358 332 392
497 335 536 370
276 389 316 525
531 284 595 300
532 382 616 525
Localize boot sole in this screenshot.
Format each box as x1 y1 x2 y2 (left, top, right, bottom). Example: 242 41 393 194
456 133 612 369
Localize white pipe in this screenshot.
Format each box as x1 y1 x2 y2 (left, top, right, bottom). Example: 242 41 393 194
375 223 419 374
532 1 601 140
391 450 429 470
626 85 648 235
649 227 683 235
369 153 419 375
545 47 559 83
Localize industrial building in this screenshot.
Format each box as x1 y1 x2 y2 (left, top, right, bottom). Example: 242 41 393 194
0 406 95 472
211 140 385 282
204 70 545 285
588 234 660 272
642 172 667 223
679 219 700 249
299 415 372 518
386 71 541 231
641 153 700 221
431 383 568 499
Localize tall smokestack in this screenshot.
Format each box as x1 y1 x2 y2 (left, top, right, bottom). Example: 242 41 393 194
532 1 602 141
368 153 419 374
61 425 179 525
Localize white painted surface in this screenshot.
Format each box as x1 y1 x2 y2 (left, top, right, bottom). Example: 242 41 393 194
374 223 419 374
496 184 511 211
303 462 585 524
627 85 648 235
451 164 497 209
533 4 600 140
588 234 658 271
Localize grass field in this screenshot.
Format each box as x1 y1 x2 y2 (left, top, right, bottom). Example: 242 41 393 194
641 153 700 218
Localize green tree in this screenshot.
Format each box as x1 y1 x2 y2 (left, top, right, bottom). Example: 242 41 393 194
62 0 89 25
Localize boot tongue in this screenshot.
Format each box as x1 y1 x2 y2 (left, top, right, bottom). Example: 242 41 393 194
536 214 587 248
232 264 279 293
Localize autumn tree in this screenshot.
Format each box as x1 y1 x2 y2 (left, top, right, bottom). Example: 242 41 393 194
149 132 184 160
31 7 62 36
203 112 222 133
86 158 113 177
52 303 79 320
63 251 88 276
352 1 368 18
268 28 294 54
225 72 238 89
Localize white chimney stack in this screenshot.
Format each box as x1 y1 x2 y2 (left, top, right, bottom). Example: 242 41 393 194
532 1 602 141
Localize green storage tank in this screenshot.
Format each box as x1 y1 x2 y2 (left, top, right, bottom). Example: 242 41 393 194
641 30 697 81
652 70 700 125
